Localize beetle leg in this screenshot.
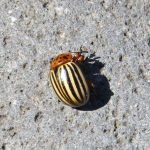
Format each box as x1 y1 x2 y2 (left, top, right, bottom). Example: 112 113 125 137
72 53 80 62
87 80 95 89
75 55 84 64
73 53 85 64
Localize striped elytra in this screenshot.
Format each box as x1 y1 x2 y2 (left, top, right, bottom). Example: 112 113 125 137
49 61 90 107
49 52 94 107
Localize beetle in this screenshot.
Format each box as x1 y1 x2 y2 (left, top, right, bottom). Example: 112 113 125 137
49 52 94 107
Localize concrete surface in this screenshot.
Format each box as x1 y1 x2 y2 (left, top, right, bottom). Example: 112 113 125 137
0 0 150 150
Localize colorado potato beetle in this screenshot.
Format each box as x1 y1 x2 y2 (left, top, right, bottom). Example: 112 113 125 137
49 52 94 107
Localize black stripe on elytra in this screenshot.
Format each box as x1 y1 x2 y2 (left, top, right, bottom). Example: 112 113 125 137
53 68 75 106
60 66 79 106
64 65 83 104
50 72 69 105
71 63 87 99
53 71 74 106
58 67 73 103
67 64 84 103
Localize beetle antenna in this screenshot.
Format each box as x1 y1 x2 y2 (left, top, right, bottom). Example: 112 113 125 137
70 51 88 54
80 51 88 53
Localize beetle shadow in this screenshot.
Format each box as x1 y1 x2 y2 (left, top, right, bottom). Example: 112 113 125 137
74 53 114 111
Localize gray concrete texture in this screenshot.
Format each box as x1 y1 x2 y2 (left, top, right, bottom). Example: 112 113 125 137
0 0 150 149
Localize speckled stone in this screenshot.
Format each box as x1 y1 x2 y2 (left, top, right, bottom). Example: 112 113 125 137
0 0 150 149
